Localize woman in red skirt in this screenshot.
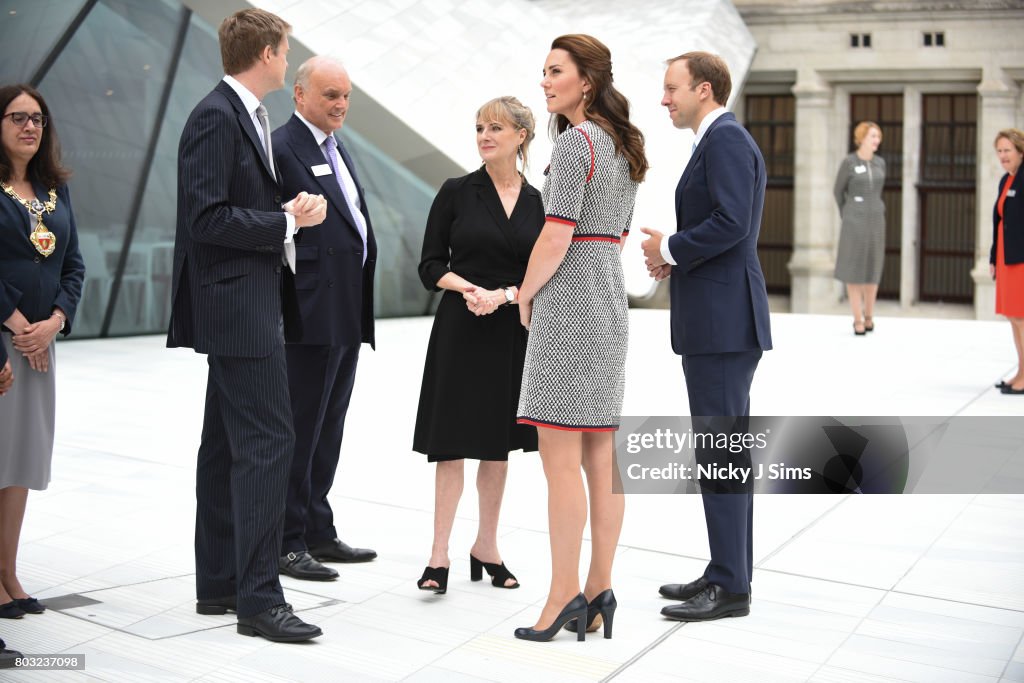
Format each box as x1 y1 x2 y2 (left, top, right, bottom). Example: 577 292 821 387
991 128 1024 394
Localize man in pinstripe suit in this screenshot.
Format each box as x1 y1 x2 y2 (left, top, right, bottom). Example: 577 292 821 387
166 8 326 642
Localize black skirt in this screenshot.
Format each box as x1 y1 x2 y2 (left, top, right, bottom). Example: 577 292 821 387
413 290 537 461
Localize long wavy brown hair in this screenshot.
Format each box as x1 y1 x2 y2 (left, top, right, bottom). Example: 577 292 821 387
548 34 648 183
0 84 71 187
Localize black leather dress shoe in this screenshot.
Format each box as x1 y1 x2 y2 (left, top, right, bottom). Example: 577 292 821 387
660 584 750 621
279 551 339 581
659 576 708 601
237 604 322 642
308 538 377 563
196 595 237 615
1001 385 1024 395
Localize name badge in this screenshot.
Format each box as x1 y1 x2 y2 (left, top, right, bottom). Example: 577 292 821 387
311 163 332 177
1009 189 1018 198
854 196 864 202
854 165 867 174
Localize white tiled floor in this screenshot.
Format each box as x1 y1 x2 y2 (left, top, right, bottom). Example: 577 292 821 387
1 310 1023 682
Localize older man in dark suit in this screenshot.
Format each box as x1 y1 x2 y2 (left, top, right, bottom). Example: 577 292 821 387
166 8 326 642
641 51 772 622
270 56 377 582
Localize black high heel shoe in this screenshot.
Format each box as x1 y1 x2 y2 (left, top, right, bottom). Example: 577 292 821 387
470 554 519 589
417 566 449 594
563 589 616 639
514 593 588 642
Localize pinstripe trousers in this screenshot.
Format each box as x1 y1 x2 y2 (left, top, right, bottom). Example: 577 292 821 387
195 347 294 618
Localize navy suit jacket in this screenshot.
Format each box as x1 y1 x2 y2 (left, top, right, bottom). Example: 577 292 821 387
166 80 300 357
0 280 21 366
666 112 772 356
271 115 376 348
0 184 84 334
991 171 1024 266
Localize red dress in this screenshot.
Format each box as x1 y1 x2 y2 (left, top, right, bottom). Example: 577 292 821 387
996 174 1024 317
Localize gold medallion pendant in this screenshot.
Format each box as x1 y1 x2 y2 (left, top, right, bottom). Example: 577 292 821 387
2 184 58 257
30 218 57 257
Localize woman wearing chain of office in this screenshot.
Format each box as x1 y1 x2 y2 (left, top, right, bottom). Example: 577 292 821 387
0 83 85 619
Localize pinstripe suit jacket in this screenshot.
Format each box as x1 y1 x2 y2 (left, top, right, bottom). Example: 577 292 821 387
167 80 300 357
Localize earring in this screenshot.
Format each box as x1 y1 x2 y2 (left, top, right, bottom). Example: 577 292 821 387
517 144 523 157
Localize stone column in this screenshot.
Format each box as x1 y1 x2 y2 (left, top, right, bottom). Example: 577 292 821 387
973 66 1020 320
900 88 921 308
788 69 835 312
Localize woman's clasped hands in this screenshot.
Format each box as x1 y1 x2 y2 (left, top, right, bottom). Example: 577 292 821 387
463 286 503 317
5 309 59 373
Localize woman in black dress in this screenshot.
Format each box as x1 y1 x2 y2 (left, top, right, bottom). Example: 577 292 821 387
414 97 542 594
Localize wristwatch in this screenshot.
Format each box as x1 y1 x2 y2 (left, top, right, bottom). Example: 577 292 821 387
502 287 515 305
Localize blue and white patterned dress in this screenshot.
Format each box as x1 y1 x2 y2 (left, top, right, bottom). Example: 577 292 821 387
517 121 639 431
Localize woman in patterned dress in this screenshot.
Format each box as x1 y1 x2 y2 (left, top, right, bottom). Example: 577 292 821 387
834 121 886 335
990 129 1024 394
513 35 647 642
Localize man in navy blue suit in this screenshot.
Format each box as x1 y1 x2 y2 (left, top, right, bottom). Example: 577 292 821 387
271 56 377 583
641 51 772 621
167 8 327 642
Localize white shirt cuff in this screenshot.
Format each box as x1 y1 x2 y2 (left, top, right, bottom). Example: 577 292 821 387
660 236 677 266
284 213 296 243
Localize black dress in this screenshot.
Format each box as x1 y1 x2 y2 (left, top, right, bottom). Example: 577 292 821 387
413 167 543 461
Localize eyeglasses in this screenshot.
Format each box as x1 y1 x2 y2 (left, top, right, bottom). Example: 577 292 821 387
2 112 47 128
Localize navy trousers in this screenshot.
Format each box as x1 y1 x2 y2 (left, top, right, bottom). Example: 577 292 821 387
195 348 294 617
681 349 761 595
282 343 360 554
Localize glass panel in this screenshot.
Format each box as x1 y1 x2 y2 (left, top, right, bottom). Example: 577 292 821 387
0 0 87 82
342 125 437 318
13 0 460 334
118 12 219 336
36 0 182 337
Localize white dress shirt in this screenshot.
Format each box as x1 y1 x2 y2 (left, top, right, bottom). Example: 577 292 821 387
221 75 296 242
294 110 368 265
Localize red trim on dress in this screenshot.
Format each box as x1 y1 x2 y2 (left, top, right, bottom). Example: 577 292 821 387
575 127 596 182
572 236 620 243
546 215 577 227
517 417 618 432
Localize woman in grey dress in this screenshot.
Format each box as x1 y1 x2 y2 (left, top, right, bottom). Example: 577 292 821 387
513 34 645 642
834 121 886 335
0 84 84 619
